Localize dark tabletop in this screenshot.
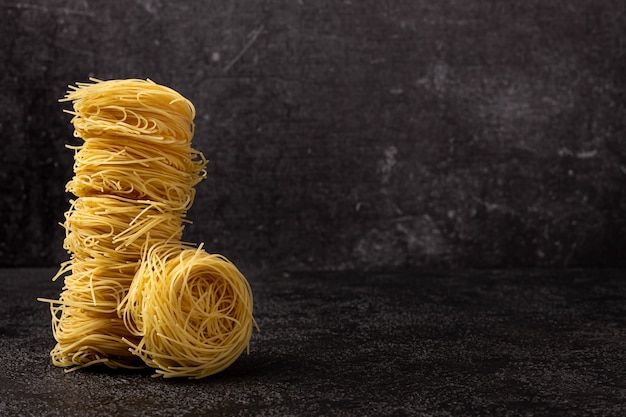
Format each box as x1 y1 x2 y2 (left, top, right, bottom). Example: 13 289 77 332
1 268 625 416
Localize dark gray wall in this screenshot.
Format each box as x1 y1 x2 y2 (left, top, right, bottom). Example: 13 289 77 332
1 0 625 271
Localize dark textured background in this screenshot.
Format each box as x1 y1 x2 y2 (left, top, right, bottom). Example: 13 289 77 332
1 0 625 271
2 268 626 416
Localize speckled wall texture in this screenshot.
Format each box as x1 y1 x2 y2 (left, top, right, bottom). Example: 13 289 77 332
1 1 624 270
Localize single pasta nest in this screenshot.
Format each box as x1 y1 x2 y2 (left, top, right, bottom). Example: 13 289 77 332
120 244 257 378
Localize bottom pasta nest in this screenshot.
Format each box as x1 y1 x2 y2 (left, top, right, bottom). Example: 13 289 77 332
119 244 256 378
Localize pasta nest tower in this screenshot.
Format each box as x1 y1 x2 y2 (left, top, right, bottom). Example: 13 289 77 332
42 78 255 378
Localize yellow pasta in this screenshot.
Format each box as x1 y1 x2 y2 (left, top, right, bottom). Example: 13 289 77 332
41 78 255 378
62 196 187 259
120 243 256 378
67 138 206 208
62 79 206 208
61 78 197 145
48 305 144 370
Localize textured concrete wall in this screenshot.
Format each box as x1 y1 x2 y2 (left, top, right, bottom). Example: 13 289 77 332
1 0 625 270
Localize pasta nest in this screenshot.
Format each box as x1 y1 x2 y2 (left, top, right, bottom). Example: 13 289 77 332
120 244 256 378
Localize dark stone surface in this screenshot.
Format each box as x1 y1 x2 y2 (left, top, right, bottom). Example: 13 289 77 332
2 267 626 416
1 1 625 270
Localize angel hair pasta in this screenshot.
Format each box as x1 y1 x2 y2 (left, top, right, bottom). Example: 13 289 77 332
40 78 255 378
120 243 256 378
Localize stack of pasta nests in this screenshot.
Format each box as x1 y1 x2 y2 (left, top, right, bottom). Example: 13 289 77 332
44 78 255 378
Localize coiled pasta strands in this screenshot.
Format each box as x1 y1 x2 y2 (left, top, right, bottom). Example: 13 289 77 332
63 79 205 208
49 257 141 319
43 78 255 378
62 79 196 144
71 141 206 187
61 263 137 311
52 196 189 371
119 244 256 379
60 279 129 313
67 169 201 207
48 304 143 370
62 196 186 257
